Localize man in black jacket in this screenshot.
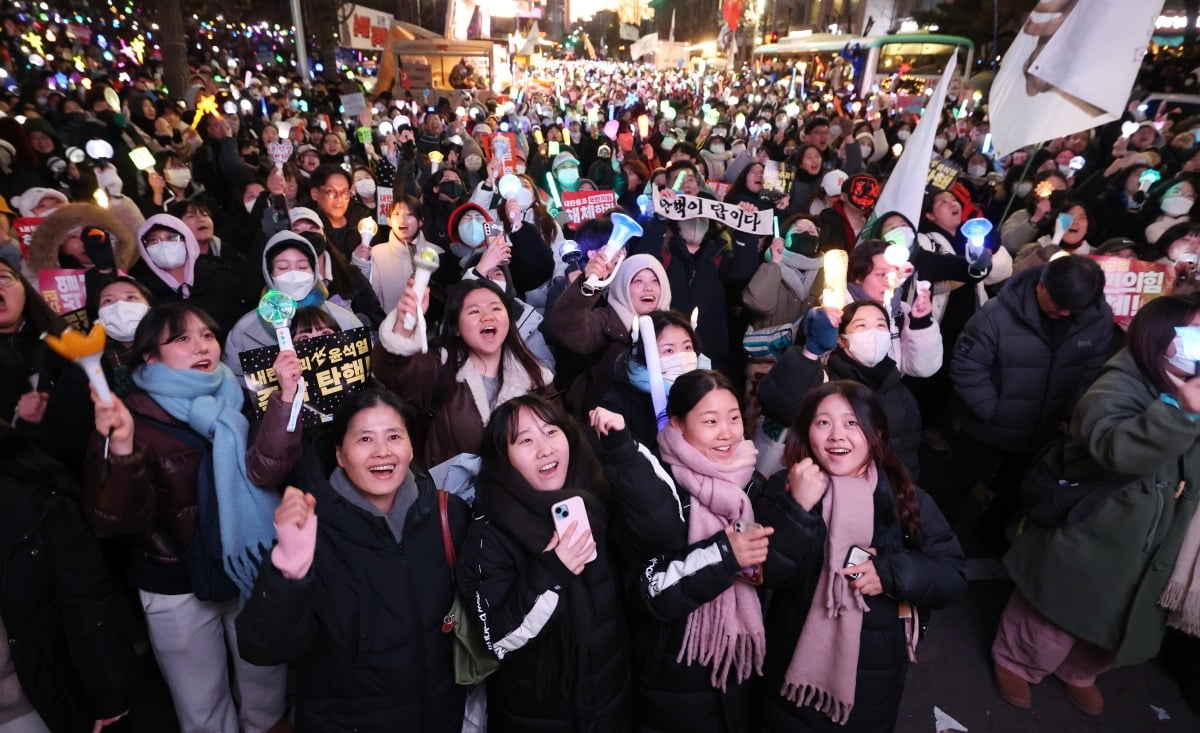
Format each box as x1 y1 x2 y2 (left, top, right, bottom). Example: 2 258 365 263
945 255 1113 543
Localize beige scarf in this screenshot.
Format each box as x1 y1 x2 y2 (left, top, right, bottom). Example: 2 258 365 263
1160 495 1200 637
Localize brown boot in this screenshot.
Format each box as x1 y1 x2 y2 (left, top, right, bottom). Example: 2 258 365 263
1061 680 1104 716
994 662 1032 709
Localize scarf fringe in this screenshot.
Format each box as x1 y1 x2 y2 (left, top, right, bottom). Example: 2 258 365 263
780 681 853 725
676 606 766 691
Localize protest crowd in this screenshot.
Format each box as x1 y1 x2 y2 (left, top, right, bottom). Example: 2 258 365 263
6 5 1200 733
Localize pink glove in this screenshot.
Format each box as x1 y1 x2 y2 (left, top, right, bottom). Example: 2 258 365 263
271 515 317 580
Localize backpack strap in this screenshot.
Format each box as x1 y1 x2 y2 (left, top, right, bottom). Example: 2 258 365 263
438 489 455 581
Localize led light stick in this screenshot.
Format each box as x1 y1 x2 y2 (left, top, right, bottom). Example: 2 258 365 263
1051 212 1074 246
881 239 911 307
584 212 642 290
93 188 109 208
821 250 849 309
357 217 377 249
638 315 669 431
545 172 562 209
43 324 112 404
961 217 993 265
257 289 304 432
405 248 441 354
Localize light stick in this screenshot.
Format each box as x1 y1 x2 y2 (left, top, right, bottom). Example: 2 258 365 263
881 241 911 308
357 217 378 249
405 248 440 354
639 315 669 431
961 217 992 264
257 290 304 432
93 188 109 208
43 324 112 404
545 172 562 209
584 213 642 290
1051 213 1074 246
821 250 848 309
428 150 444 174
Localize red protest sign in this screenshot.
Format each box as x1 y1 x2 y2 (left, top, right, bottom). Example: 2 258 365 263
492 133 518 176
14 217 43 260
561 190 618 226
1088 255 1174 329
706 180 731 201
38 268 88 315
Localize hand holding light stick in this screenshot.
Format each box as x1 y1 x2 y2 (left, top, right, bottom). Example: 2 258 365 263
257 290 304 432
44 323 112 404
820 250 849 310
405 248 441 354
545 171 562 210
585 212 642 290
355 217 377 261
428 150 444 174
1051 212 1074 246
961 217 992 265
881 241 911 308
638 315 669 431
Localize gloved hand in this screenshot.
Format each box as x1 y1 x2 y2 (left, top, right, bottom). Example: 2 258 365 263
81 227 116 270
802 308 839 356
967 246 992 279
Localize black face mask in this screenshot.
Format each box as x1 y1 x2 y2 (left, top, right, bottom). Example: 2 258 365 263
438 180 464 199
786 231 820 257
243 153 261 167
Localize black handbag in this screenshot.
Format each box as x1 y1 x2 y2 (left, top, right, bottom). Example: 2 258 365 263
1020 438 1139 528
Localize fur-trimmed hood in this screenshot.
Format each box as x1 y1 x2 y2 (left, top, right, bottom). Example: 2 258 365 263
27 202 139 273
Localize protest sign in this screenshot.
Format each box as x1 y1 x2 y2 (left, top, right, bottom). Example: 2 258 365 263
376 186 394 226
706 180 731 200
652 187 774 236
493 133 518 176
926 159 962 192
561 190 618 225
239 327 373 427
340 93 367 118
761 161 795 196
14 217 42 259
1088 255 1174 328
38 268 87 315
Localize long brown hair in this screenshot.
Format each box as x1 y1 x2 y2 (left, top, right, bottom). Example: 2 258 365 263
783 381 922 544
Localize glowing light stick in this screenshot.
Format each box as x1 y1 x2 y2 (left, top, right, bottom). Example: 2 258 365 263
93 188 109 208
405 248 441 354
357 217 377 250
257 289 304 432
267 141 293 172
882 240 911 307
1051 212 1074 246
638 315 669 431
1139 168 1161 193
545 172 562 209
192 95 219 129
43 323 112 404
637 115 649 139
961 217 993 264
585 213 642 290
821 250 848 309
1035 180 1055 200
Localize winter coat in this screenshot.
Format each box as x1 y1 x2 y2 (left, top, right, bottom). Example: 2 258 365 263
541 277 632 418
83 390 298 595
1 474 134 733
236 452 469 733
457 514 632 732
949 266 1114 454
366 230 439 314
753 471 966 732
371 309 557 468
597 377 660 454
1004 349 1200 665
757 348 922 481
742 256 814 329
130 255 249 335
598 428 759 733
914 228 1010 324
26 202 139 273
222 300 363 383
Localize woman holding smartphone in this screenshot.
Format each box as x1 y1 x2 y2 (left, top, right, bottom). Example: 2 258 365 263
753 381 965 732
456 395 632 732
591 370 773 733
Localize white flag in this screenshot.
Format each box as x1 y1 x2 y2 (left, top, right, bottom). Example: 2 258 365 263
873 50 959 229
990 0 1165 157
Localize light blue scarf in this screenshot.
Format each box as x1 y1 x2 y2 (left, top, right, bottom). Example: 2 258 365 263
627 353 713 394
132 362 279 597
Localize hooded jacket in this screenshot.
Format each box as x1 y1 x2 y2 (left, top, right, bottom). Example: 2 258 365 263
26 202 139 273
221 231 365 382
129 213 248 334
446 202 554 297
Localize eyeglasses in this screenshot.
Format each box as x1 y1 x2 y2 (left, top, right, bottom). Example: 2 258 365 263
323 188 352 201
0 272 20 288
143 233 184 246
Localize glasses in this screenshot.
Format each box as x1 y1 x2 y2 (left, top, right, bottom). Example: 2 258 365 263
323 188 352 201
0 272 20 288
143 233 184 246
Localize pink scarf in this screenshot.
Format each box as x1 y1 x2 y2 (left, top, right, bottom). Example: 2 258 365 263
657 424 765 690
780 464 877 725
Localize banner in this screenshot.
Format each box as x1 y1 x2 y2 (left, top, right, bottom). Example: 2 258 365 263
342 3 394 50
989 0 1165 157
761 161 795 196
630 33 658 61
652 188 774 236
873 49 958 232
561 190 618 225
239 328 373 427
38 268 87 315
1089 256 1174 329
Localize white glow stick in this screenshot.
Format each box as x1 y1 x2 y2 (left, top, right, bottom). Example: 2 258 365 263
639 315 669 431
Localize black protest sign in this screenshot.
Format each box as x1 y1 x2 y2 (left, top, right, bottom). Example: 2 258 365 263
239 327 372 427
762 161 795 195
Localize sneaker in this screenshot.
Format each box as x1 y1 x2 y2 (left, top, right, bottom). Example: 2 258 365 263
994 662 1032 709
1061 680 1104 716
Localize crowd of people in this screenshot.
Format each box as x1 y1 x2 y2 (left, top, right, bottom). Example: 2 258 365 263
3 30 1200 733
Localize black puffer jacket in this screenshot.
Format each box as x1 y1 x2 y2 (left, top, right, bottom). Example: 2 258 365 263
599 428 758 733
457 514 632 732
596 370 659 453
235 444 469 733
758 348 922 481
949 266 1114 454
1 464 134 733
753 471 966 732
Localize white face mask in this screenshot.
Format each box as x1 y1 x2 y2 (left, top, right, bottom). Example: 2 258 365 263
680 218 709 243
1161 194 1194 217
273 269 316 301
145 238 188 269
844 329 892 367
933 137 948 151
164 167 192 188
860 143 873 159
458 218 486 247
659 350 698 382
710 144 725 155
1014 181 1034 199
896 129 911 142
244 198 257 214
97 300 149 342
1167 334 1200 377
829 125 843 139
557 168 580 187
354 179 377 198
968 164 988 178
515 188 535 211
464 154 483 171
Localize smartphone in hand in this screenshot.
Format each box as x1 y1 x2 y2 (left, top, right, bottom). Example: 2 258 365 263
844 545 872 581
734 520 764 586
551 497 598 563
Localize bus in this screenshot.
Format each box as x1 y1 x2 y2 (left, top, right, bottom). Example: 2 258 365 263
752 32 975 101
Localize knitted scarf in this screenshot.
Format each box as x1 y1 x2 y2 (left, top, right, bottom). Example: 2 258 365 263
656 424 765 691
780 463 877 725
1160 493 1200 636
777 250 823 301
132 362 279 597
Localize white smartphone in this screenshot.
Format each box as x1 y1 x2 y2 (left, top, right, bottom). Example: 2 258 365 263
551 496 598 563
844 545 872 580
